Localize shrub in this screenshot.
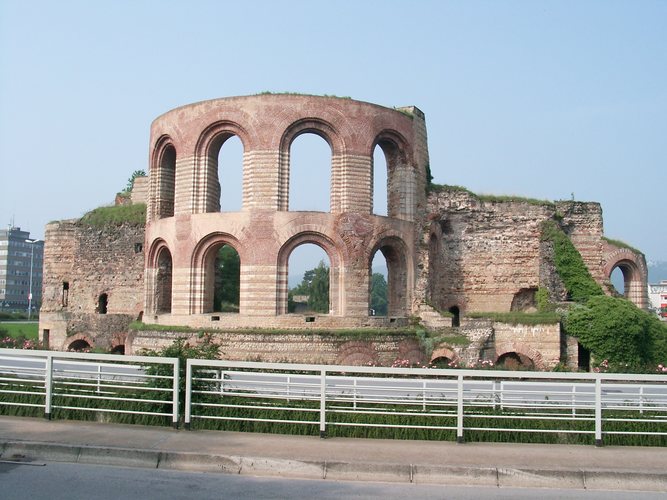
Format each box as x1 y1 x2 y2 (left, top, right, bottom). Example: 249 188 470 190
564 295 667 369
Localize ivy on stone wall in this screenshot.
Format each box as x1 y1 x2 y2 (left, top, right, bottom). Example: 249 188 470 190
540 220 603 303
539 219 667 369
565 295 666 368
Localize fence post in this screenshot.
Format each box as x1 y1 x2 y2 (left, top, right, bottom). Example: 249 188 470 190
173 357 180 429
571 384 576 418
595 377 603 447
184 359 192 430
422 380 427 411
44 354 53 420
639 386 644 415
456 374 464 443
353 378 357 410
320 369 327 438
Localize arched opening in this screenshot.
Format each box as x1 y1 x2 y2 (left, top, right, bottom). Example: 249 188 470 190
155 247 173 313
373 134 411 220
157 144 176 219
431 356 453 368
497 352 535 370
510 288 538 312
449 306 460 327
216 134 244 212
201 241 242 314
287 243 330 314
289 133 332 212
370 237 408 317
68 339 91 352
369 251 388 316
97 293 108 314
603 252 648 309
213 244 240 313
110 345 125 355
578 342 590 371
372 145 388 216
609 266 625 296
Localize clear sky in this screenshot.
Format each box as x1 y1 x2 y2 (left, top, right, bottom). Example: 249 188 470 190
1 0 665 275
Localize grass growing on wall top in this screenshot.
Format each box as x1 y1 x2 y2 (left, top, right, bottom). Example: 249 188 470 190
466 311 562 325
426 184 554 207
602 236 643 255
130 322 421 338
79 203 146 227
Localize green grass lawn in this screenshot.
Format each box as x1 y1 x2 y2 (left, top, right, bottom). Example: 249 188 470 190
0 322 39 340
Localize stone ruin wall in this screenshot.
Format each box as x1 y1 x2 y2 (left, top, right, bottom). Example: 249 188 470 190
39 220 145 351
416 188 617 316
128 329 423 366
36 95 649 370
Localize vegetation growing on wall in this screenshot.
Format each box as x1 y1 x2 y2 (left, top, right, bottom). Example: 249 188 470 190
539 220 667 370
426 184 554 207
540 220 603 303
602 236 643 255
466 311 561 325
79 203 146 227
565 295 667 369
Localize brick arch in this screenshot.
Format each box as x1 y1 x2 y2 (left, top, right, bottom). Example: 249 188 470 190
110 332 127 354
149 135 177 222
430 346 459 365
495 342 544 370
145 239 173 315
603 247 648 308
64 333 94 352
372 129 416 221
194 120 250 214
278 118 345 213
276 231 343 315
368 234 411 317
190 232 245 314
336 340 378 366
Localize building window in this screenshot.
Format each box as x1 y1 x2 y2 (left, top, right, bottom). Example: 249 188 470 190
97 293 108 314
62 282 69 307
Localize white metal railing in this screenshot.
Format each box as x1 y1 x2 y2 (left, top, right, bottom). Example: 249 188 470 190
2 349 665 445
185 360 667 445
0 348 179 426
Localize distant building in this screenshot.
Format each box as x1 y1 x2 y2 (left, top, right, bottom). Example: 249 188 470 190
648 280 667 322
0 226 44 313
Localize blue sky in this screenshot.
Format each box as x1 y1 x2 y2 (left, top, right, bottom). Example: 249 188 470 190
1 0 665 279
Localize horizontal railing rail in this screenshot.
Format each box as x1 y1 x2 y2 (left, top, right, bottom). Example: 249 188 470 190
2 349 665 445
0 348 179 426
185 360 667 446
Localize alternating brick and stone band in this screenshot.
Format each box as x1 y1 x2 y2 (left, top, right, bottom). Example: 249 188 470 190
145 94 428 325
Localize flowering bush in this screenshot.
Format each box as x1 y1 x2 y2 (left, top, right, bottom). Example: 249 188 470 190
0 335 39 350
593 359 609 373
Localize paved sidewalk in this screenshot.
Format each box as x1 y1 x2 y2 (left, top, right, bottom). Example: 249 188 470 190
1 416 666 491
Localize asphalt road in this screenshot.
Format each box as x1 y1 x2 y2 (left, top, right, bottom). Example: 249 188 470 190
0 461 665 500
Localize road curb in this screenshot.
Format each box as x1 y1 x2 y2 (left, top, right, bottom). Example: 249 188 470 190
2 440 666 491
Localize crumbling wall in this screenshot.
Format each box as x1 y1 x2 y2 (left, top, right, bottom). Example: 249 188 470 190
39 220 144 350
421 188 553 313
418 188 612 315
127 329 423 366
